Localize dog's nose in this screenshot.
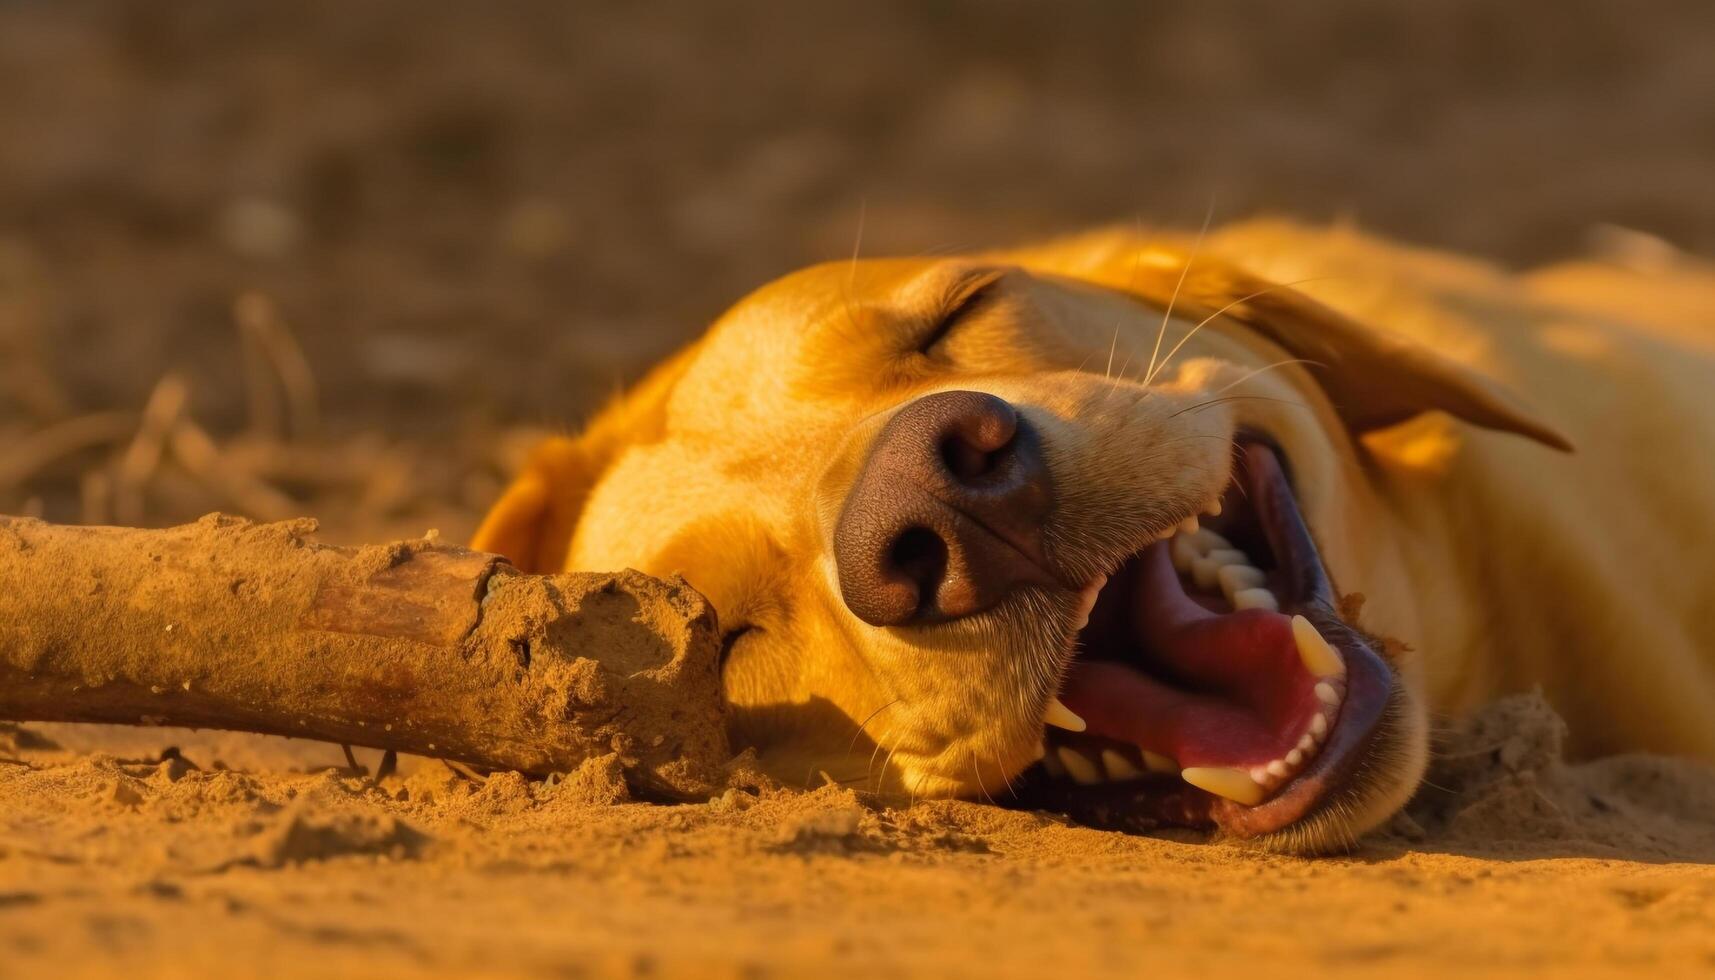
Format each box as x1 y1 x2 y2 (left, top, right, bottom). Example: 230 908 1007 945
833 390 1056 626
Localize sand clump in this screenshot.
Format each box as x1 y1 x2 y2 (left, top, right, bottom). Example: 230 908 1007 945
1404 691 1715 861
3 692 1714 977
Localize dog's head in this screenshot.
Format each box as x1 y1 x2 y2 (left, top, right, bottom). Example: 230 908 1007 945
476 233 1568 851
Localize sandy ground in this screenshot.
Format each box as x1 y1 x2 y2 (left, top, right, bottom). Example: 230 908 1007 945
4 694 1715 978
5 3 1715 976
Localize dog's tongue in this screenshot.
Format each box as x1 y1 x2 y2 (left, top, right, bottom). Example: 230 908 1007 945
1058 543 1324 770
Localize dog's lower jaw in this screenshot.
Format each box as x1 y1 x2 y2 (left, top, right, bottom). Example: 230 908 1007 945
1242 680 1429 854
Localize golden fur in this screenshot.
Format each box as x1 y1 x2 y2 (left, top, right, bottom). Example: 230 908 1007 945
476 220 1715 849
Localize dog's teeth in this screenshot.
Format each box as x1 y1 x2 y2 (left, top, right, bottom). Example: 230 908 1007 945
1310 712 1329 739
1100 749 1144 781
1190 556 1220 590
1286 748 1304 767
1178 515 1200 535
1069 577 1104 631
1217 564 1266 601
1057 747 1103 785
1043 697 1087 733
1180 766 1266 805
1141 750 1178 773
1291 615 1346 678
1297 732 1315 753
1230 588 1279 612
1170 535 1202 572
1249 765 1271 785
1040 747 1068 778
1265 759 1290 779
1171 528 1232 572
1190 549 1244 590
1204 498 1223 517
1315 681 1342 706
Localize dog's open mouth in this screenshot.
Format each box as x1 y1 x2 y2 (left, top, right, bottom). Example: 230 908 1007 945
1017 440 1396 839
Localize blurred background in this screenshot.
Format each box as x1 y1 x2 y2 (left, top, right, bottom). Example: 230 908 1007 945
3 0 1712 543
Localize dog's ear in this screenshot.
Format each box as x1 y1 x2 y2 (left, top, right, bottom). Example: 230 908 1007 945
471 435 600 573
1179 259 1574 452
472 340 704 572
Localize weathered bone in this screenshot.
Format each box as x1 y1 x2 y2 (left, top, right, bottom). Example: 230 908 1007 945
0 514 729 799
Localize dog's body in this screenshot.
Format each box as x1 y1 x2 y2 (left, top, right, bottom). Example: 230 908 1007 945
477 220 1715 849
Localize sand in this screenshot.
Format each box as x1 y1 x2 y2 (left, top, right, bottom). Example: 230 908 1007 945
4 693 1713 978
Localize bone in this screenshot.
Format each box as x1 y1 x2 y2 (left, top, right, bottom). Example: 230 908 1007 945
0 515 730 800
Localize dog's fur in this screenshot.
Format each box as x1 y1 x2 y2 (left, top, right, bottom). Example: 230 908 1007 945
476 220 1715 849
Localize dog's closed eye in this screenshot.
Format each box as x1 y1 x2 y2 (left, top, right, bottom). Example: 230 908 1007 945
914 268 1009 355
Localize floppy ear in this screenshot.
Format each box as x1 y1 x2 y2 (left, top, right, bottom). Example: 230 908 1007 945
472 339 705 572
1181 259 1574 452
471 436 604 573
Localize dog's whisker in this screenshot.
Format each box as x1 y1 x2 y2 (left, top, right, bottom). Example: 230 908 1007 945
1144 277 1337 389
994 751 1021 800
1104 219 1149 382
1210 358 1325 396
971 751 998 807
1144 198 1215 387
846 697 903 757
1166 394 1313 419
908 767 931 807
838 198 868 341
879 734 905 795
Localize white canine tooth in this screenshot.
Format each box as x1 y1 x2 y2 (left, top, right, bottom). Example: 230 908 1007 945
1265 760 1290 779
1100 750 1144 781
1249 766 1271 785
1043 697 1087 733
1291 615 1347 678
1217 564 1266 600
1140 750 1178 773
1204 498 1223 517
1296 732 1316 753
1310 712 1329 739
1178 515 1200 535
1286 749 1304 767
1057 747 1102 785
1181 766 1266 806
1315 681 1341 706
1230 588 1279 612
1195 529 1232 551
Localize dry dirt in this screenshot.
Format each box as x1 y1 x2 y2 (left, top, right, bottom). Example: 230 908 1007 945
4 3 1715 977
3 693 1715 978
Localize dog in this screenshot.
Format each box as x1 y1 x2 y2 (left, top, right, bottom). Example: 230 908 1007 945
474 219 1715 851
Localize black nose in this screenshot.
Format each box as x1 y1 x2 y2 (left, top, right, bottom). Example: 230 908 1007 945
833 390 1056 626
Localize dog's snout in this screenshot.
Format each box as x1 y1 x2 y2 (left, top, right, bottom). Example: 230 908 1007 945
833 390 1056 626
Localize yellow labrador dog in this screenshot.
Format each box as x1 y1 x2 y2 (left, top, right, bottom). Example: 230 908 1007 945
475 220 1715 851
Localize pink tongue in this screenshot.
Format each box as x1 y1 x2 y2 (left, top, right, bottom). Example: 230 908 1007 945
1058 543 1321 768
